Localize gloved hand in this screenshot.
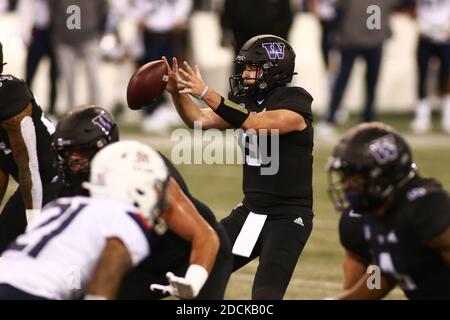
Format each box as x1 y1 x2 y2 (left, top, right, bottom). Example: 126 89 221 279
150 265 208 299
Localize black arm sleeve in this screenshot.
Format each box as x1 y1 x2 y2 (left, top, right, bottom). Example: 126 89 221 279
409 192 450 244
339 211 371 264
270 87 314 123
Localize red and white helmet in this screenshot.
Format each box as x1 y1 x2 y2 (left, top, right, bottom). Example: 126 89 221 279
83 140 169 228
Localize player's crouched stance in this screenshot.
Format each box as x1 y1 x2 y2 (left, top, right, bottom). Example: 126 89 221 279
0 141 214 300
328 123 450 299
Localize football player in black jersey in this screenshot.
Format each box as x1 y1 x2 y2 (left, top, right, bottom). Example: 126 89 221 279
0 41 59 254
164 34 314 299
53 106 232 299
328 122 450 299
53 105 120 197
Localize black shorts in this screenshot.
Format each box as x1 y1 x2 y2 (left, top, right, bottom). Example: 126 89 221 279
220 203 313 299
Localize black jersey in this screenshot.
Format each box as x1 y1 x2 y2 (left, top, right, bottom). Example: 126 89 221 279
364 177 450 299
0 75 57 185
229 85 314 216
139 154 227 272
339 209 371 264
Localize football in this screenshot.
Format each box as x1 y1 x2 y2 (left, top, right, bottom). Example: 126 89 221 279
126 60 169 110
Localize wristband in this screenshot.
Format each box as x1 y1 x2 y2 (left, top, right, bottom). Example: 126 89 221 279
198 86 209 100
214 96 249 128
185 264 208 296
84 294 107 300
25 209 40 223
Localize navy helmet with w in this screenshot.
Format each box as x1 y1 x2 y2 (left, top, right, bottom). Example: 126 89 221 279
230 34 296 97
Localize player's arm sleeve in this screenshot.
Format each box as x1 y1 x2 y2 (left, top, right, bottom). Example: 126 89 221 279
273 87 314 123
161 177 219 273
103 210 151 266
85 237 133 300
412 192 450 266
409 192 450 245
242 87 314 134
338 212 371 264
2 103 42 210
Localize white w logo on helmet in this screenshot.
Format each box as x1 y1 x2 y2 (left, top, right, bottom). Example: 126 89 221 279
262 42 285 60
92 112 114 135
369 135 398 165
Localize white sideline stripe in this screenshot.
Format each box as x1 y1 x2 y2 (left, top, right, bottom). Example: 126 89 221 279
233 273 342 289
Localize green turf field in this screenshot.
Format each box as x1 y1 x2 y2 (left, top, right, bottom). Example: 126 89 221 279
1 113 448 300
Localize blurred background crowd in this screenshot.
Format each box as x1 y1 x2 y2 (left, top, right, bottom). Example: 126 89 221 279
0 0 449 136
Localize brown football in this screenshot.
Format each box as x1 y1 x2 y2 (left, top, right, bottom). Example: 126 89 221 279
126 60 169 110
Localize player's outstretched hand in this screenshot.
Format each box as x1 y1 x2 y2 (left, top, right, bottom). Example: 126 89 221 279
149 272 198 299
177 61 208 99
162 56 180 95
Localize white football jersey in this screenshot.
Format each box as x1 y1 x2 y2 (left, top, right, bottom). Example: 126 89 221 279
416 0 450 42
0 196 150 300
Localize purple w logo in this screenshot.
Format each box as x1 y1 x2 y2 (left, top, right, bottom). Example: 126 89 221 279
92 113 113 134
369 135 398 165
262 42 286 60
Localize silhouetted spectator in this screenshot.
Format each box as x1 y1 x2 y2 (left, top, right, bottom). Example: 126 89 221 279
220 0 293 74
410 0 450 134
132 0 192 133
19 0 58 117
48 0 107 110
317 0 406 136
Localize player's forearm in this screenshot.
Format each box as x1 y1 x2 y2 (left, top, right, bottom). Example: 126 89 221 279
339 273 393 300
170 92 205 128
242 110 306 134
0 168 9 205
171 91 227 130
86 238 133 300
189 229 219 273
17 164 35 209
342 251 369 290
241 113 281 133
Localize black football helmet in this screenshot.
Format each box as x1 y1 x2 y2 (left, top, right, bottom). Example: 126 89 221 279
327 122 417 213
229 34 296 97
53 105 119 194
0 42 5 74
